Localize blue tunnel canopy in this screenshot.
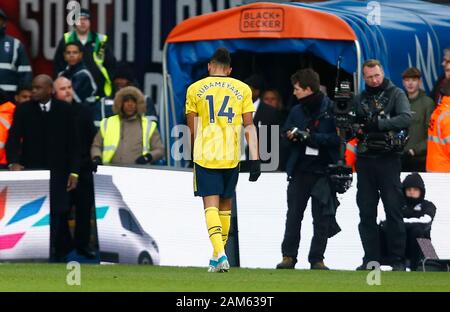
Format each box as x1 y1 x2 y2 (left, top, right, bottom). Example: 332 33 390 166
163 0 450 166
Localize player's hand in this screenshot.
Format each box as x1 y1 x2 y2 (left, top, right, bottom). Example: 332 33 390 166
248 160 261 182
67 174 78 192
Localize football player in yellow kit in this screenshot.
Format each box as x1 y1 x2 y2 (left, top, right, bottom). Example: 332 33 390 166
186 47 261 272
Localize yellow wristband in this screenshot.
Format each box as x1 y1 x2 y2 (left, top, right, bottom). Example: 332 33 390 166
70 173 79 178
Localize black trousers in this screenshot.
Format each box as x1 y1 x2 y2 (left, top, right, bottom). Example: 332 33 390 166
49 172 72 262
356 155 406 264
405 224 430 270
70 170 95 251
281 171 332 264
380 223 429 270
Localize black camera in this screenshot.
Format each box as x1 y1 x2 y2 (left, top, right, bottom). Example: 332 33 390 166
290 127 310 142
334 81 354 115
333 80 356 139
329 57 355 194
328 162 353 194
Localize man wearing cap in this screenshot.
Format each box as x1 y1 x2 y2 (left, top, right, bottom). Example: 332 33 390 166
0 9 32 101
53 8 116 99
401 67 435 172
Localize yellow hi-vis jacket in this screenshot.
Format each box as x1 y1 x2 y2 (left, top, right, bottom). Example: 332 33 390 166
64 32 112 97
100 115 157 164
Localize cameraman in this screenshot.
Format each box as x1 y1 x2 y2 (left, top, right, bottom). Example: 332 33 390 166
354 59 412 271
276 69 340 270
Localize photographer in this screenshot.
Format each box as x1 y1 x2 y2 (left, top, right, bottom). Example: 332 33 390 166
276 69 340 270
354 59 412 271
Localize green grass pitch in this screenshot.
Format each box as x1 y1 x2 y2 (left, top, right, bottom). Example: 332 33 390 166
0 264 449 292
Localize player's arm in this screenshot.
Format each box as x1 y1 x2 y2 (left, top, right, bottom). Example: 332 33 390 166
186 112 198 158
243 112 259 161
243 112 261 182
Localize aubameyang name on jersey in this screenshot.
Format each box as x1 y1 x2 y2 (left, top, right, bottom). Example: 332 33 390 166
196 81 243 100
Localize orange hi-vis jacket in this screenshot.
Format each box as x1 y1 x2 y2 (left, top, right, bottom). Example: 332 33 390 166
426 96 450 172
345 137 358 172
0 101 16 165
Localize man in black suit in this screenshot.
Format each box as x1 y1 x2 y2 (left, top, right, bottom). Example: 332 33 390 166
244 75 282 170
6 75 80 262
54 77 97 259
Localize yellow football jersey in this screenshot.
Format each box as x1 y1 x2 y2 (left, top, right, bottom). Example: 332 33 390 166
185 76 255 169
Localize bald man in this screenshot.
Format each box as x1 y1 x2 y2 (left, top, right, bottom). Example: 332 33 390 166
54 76 74 103
54 77 98 259
6 74 81 262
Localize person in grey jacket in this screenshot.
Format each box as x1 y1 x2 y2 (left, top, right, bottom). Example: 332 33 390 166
354 59 412 271
401 67 435 172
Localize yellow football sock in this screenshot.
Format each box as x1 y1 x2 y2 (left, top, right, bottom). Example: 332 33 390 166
212 210 232 258
219 210 231 247
205 207 224 256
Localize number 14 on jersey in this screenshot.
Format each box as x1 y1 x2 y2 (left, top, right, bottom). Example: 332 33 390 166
206 95 235 124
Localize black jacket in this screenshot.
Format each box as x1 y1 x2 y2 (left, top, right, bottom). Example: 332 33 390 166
254 101 281 129
72 102 97 171
253 101 281 158
431 74 445 105
283 93 340 179
59 62 97 104
402 172 436 234
354 79 412 157
6 99 81 173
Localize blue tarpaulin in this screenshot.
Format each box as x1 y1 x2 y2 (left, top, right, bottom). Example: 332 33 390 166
163 0 450 166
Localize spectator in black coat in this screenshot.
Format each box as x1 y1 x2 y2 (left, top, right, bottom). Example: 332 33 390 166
6 75 81 262
243 75 281 169
54 77 98 259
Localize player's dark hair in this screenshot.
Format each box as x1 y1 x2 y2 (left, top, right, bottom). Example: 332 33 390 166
290 68 320 93
210 47 231 67
65 41 83 53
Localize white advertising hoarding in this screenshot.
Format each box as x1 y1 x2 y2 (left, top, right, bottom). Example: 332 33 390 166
236 172 450 270
1 168 449 271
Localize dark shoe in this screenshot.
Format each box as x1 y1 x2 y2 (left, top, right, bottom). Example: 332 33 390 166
356 263 371 271
391 262 406 272
76 248 96 259
276 256 297 269
310 261 330 270
50 254 68 263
